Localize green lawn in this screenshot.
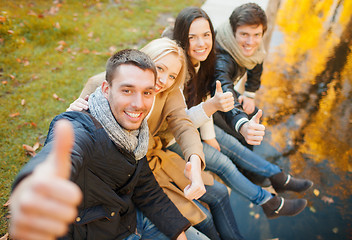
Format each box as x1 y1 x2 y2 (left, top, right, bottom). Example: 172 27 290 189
0 0 204 235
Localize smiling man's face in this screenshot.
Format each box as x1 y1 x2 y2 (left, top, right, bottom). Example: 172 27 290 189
235 24 263 57
102 64 155 131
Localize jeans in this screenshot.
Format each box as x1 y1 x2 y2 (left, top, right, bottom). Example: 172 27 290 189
123 210 209 240
205 125 280 205
166 147 244 240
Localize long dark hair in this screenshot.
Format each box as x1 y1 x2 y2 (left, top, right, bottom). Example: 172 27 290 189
173 7 216 108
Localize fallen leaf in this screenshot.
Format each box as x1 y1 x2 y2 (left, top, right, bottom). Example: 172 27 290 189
313 189 320 197
3 199 10 207
87 31 94 38
0 16 6 23
55 45 64 52
30 122 37 127
9 74 15 79
53 93 65 102
321 196 334 204
332 227 338 234
23 144 35 152
9 112 20 117
58 40 66 46
82 48 90 54
54 22 60 29
109 46 117 53
8 30 14 35
2 81 7 85
21 99 25 105
77 67 84 71
32 142 40 151
23 60 30 66
27 10 37 16
0 233 9 240
16 58 21 63
309 206 316 213
23 144 37 156
254 213 260 219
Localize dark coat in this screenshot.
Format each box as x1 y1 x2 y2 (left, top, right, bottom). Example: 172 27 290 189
13 111 190 240
211 41 263 132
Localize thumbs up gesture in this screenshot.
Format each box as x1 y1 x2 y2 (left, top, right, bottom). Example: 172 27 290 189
212 80 234 112
239 110 265 145
10 120 82 240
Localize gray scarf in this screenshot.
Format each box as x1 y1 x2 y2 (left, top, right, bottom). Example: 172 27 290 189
88 86 149 161
216 21 266 70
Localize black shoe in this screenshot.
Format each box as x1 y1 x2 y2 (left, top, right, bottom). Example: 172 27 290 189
261 195 307 219
270 171 313 193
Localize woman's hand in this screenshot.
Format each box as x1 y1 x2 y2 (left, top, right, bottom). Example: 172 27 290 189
66 95 89 112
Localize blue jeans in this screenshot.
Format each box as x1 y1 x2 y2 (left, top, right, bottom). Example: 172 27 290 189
204 125 280 205
123 210 209 240
166 147 244 240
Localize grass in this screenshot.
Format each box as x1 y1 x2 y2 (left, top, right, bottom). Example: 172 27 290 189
0 0 204 235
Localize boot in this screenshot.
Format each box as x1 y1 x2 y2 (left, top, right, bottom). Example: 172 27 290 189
270 171 313 193
261 195 307 219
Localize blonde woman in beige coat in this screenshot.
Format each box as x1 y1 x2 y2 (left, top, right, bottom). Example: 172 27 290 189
68 38 243 240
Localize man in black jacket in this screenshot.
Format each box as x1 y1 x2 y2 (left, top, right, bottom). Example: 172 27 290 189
10 49 191 240
212 3 267 150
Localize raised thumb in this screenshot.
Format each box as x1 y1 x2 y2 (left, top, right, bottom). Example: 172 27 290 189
252 109 262 124
52 119 74 179
215 80 223 93
184 162 192 180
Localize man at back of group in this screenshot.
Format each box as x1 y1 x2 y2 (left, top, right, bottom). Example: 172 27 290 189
10 49 190 240
212 3 267 150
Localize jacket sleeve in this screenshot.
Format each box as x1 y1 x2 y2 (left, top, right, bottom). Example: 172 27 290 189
132 157 191 240
164 88 205 167
244 63 263 98
212 45 249 133
12 112 94 191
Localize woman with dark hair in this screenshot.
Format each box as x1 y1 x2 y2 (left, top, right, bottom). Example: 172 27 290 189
166 6 313 221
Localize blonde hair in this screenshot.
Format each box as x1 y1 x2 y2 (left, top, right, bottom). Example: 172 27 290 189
140 37 187 92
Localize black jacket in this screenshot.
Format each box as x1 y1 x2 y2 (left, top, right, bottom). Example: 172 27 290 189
211 41 263 132
13 111 190 240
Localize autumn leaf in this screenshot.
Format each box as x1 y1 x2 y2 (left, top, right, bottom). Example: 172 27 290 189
33 142 40 151
0 16 6 23
21 99 25 105
313 189 320 196
82 49 90 54
57 40 67 46
53 93 65 102
9 112 20 117
87 31 94 38
23 144 35 152
9 74 15 79
0 233 9 240
2 81 7 85
3 199 10 207
77 67 84 71
321 195 334 204
7 30 14 34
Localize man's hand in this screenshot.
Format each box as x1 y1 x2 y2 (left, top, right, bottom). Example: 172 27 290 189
176 231 187 240
238 95 255 115
10 120 83 240
183 155 206 200
203 138 221 151
66 95 89 112
239 109 265 145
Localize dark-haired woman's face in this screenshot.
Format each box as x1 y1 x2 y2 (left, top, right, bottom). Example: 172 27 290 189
187 17 212 66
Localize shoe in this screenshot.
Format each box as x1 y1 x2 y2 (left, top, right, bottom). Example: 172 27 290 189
270 171 313 193
261 195 307 219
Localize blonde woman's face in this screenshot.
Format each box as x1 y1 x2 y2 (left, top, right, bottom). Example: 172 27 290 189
154 53 182 94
